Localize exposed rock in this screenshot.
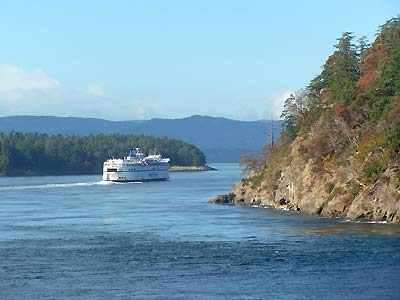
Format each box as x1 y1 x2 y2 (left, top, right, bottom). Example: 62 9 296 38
279 198 289 205
210 140 400 223
208 193 236 205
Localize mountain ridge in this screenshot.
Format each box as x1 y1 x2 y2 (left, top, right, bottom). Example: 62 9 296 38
0 115 282 162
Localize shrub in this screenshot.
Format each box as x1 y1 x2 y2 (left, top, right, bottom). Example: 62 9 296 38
242 171 265 189
325 182 335 194
362 161 384 183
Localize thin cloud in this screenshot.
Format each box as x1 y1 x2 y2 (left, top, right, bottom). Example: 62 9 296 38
0 65 162 120
86 85 105 96
267 90 294 119
0 65 294 121
232 90 294 120
0 66 59 92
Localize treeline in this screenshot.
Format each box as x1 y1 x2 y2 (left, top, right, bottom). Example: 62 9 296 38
0 133 206 175
279 17 400 184
281 19 400 144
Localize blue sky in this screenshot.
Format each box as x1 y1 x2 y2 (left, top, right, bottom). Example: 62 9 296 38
0 0 397 120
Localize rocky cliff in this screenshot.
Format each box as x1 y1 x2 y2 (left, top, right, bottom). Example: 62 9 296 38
210 137 400 223
210 18 400 223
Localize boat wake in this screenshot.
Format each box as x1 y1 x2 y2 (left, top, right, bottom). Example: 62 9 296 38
0 180 143 191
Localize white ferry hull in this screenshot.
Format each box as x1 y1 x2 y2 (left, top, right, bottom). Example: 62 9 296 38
103 148 170 182
102 165 169 182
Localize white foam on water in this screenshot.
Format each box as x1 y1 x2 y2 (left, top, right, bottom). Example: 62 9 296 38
366 220 388 224
0 180 143 191
96 180 114 185
341 219 388 224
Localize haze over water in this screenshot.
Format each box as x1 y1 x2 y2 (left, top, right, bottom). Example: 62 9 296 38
1 164 399 299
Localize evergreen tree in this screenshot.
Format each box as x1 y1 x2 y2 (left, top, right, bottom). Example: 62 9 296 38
323 32 360 104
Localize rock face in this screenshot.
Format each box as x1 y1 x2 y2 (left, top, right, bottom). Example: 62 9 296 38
208 193 236 205
210 138 400 223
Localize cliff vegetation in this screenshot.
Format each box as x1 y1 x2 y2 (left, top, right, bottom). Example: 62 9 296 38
212 18 400 223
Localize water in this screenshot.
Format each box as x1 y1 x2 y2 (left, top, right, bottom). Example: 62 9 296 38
1 164 399 299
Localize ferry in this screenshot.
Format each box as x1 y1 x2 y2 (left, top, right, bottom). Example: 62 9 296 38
102 148 170 182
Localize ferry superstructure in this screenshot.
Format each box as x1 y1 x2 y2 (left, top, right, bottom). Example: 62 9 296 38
102 148 170 182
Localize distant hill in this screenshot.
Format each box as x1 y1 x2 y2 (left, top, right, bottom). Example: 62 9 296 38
0 115 282 162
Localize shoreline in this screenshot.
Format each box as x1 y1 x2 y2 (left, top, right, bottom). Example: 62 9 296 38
170 165 217 172
209 188 400 225
0 165 218 177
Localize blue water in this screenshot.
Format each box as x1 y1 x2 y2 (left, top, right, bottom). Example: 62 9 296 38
1 164 400 299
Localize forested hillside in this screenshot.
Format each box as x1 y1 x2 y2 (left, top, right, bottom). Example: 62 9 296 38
0 133 205 175
212 18 400 223
0 115 282 162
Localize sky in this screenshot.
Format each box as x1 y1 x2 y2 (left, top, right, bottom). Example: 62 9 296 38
0 0 398 121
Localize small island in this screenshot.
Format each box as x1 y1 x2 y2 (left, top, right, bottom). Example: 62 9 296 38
0 132 208 176
170 165 217 172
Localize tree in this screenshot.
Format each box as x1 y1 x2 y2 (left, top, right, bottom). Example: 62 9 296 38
239 153 266 175
324 32 360 105
357 36 370 65
280 90 310 142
